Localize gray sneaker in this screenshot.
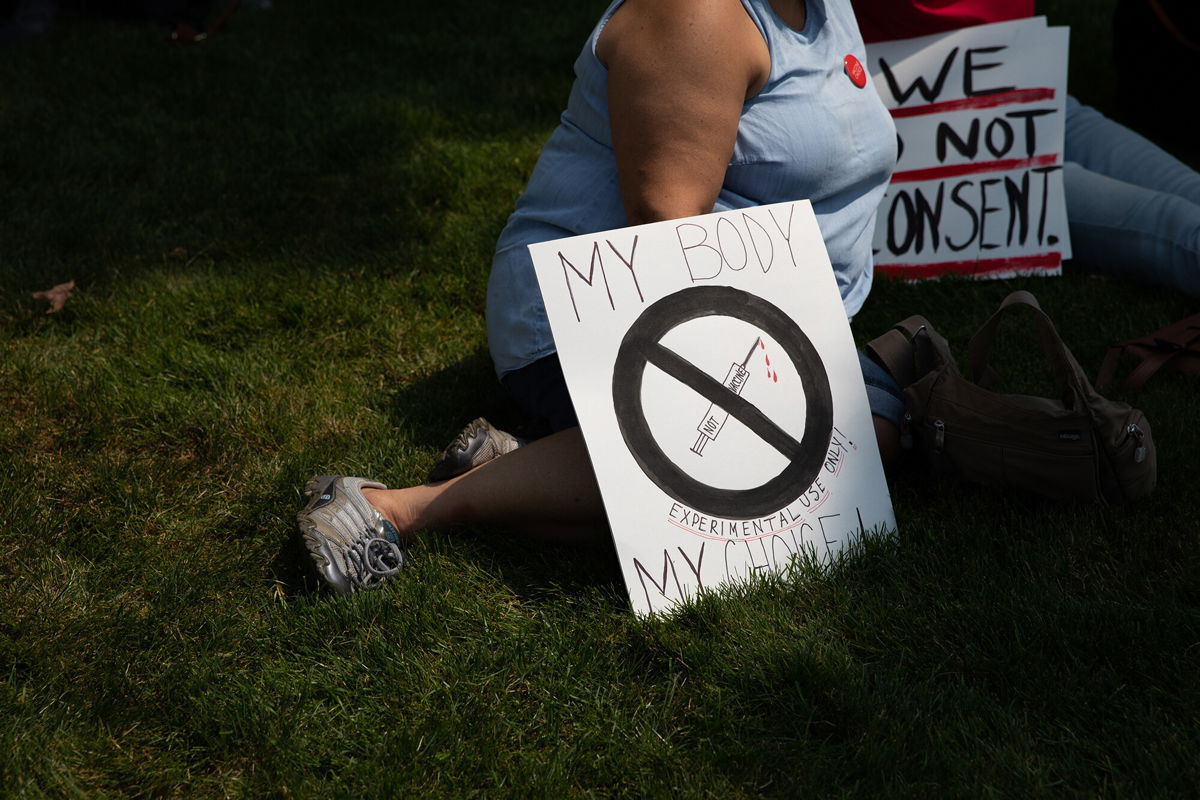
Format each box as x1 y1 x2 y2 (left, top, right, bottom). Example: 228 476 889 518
297 475 405 595
426 417 523 482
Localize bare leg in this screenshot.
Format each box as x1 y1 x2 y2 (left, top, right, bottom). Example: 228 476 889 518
364 412 899 545
873 414 901 471
362 427 609 546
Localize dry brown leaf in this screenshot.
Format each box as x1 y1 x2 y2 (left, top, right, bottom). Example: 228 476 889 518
32 280 76 314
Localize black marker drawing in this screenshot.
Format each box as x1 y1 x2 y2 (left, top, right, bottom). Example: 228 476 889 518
612 285 834 520
691 336 760 456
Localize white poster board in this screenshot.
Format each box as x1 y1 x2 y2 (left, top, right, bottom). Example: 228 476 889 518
866 17 1071 279
529 201 895 616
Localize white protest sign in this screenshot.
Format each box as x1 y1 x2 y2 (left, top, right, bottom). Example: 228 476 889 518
529 201 895 616
867 17 1071 279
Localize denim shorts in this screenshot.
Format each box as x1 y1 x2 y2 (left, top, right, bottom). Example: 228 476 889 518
502 350 906 436
858 349 906 427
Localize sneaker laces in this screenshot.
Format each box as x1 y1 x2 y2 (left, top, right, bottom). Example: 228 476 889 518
345 513 404 588
346 536 403 586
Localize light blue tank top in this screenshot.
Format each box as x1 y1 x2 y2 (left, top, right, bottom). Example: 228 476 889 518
486 0 896 378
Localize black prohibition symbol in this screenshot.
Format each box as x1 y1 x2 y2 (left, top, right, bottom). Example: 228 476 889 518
611 285 834 519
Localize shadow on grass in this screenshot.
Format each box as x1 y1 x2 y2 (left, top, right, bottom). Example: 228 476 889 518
426 527 628 612
0 0 609 290
269 526 323 598
268 344 625 601
268 511 627 608
381 347 527 452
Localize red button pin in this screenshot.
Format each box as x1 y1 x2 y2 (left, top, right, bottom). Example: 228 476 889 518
844 54 866 88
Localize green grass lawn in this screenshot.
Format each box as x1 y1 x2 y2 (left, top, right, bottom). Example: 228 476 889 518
3 0 1198 796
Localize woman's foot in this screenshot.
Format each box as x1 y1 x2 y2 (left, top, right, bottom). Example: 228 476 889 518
425 417 523 482
296 476 406 594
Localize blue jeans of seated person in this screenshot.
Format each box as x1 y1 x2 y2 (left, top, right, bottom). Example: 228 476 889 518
859 350 905 426
1064 96 1200 296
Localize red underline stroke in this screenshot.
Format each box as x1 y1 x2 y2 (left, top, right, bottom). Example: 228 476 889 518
891 153 1061 183
876 252 1062 279
889 87 1057 118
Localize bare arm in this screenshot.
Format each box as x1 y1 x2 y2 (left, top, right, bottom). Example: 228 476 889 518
596 0 770 225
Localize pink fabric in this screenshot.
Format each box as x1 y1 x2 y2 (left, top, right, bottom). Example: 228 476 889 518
852 0 1035 44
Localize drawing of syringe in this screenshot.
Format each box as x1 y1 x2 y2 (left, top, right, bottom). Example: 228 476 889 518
691 336 762 456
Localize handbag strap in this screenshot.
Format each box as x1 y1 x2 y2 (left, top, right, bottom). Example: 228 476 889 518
1095 345 1125 392
169 0 242 43
865 328 917 389
967 290 1090 396
865 315 946 389
1097 315 1200 391
1147 0 1200 54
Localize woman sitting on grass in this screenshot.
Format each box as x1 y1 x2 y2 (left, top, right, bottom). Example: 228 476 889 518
295 0 903 594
